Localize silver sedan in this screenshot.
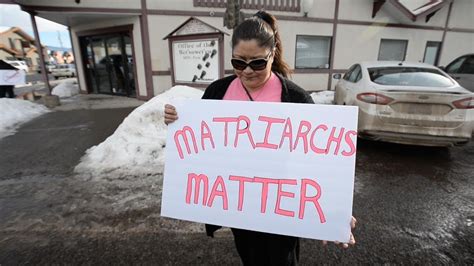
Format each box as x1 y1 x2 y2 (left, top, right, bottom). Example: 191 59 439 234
334 61 474 147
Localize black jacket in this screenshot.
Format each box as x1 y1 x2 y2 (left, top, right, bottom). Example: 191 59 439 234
201 73 314 237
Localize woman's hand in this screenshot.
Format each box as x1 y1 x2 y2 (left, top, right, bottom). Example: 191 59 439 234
322 216 357 248
164 104 178 125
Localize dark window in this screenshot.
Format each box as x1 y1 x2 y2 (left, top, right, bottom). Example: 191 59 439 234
459 56 474 74
445 56 467 73
9 38 16 50
423 41 441 65
368 67 453 87
343 65 357 80
378 39 408 61
295 35 332 69
347 65 362 83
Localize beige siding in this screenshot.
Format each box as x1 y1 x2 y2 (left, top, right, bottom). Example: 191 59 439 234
0 50 12 59
448 0 474 29
153 76 172 95
292 73 328 91
334 24 443 69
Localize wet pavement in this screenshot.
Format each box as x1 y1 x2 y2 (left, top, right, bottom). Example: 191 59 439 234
0 107 473 264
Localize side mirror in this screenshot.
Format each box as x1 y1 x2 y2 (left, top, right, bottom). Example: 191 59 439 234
333 73 341 79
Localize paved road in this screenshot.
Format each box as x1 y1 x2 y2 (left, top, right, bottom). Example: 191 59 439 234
0 108 472 264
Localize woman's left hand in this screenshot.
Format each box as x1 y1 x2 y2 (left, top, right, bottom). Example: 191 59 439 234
322 216 357 248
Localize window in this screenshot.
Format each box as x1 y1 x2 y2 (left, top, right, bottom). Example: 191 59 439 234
9 38 16 50
378 39 408 61
459 56 474 74
295 35 332 69
368 67 453 87
343 64 357 80
344 65 362 83
423 41 441 66
445 56 467 73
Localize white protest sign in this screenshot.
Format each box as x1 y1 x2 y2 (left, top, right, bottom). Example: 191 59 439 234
0 70 26 85
161 99 358 242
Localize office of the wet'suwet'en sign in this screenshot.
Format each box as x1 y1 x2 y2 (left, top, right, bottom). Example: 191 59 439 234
164 17 229 88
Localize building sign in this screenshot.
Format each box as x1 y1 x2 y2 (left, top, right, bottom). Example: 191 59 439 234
164 17 227 87
172 39 220 84
161 99 359 243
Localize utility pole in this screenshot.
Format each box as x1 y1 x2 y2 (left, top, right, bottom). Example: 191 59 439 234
29 11 52 95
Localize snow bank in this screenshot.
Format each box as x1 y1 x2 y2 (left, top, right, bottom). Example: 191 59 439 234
0 98 49 139
74 86 204 178
52 79 80 98
310 90 335 105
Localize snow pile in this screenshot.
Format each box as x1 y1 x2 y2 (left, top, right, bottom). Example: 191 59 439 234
74 86 204 178
52 79 80 98
0 98 49 139
311 90 335 105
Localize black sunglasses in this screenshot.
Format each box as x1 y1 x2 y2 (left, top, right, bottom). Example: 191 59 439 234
231 51 272 71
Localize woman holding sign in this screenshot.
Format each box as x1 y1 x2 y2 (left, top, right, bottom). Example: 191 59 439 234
165 10 356 265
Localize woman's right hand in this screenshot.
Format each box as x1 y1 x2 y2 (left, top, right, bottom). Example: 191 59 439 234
164 104 178 125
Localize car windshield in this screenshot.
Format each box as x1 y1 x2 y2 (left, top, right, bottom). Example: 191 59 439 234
368 67 453 87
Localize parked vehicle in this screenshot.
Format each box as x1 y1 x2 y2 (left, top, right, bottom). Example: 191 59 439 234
51 64 76 79
439 54 474 92
334 61 474 147
5 60 29 73
37 62 56 74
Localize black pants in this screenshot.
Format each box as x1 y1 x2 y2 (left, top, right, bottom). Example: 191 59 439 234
0 85 15 98
231 228 299 266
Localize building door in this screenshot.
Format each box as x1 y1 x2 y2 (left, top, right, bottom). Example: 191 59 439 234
80 32 136 97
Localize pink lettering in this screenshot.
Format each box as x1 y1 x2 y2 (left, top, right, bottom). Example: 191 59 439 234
342 130 357 156
207 176 229 210
229 175 254 211
293 120 312 153
174 126 198 159
256 116 285 149
234 115 256 149
186 173 209 205
200 120 215 151
279 118 294 152
213 117 238 147
310 124 328 154
254 177 279 214
274 179 296 217
299 178 326 223
325 127 345 155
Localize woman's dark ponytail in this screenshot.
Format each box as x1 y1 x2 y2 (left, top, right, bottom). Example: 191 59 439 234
232 10 291 78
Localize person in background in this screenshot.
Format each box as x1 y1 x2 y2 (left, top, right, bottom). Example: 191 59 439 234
164 10 356 265
0 60 17 98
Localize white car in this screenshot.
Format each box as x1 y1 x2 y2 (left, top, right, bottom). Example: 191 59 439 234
51 64 76 79
5 60 29 72
334 61 474 147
